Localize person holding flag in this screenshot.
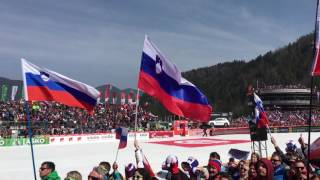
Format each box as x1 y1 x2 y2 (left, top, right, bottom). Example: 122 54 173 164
21 58 100 179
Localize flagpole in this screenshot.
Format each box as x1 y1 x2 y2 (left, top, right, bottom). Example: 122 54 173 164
266 125 272 138
308 1 320 178
25 101 37 180
307 77 314 180
114 146 120 163
134 89 140 140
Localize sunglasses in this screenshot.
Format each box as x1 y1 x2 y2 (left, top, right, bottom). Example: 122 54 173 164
271 159 280 162
295 166 305 170
39 167 49 171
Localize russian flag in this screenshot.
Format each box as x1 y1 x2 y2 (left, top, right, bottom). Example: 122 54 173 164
253 93 269 128
115 127 128 149
138 35 212 121
21 58 100 112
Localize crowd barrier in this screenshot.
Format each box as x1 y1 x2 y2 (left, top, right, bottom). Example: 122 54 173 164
1 126 319 147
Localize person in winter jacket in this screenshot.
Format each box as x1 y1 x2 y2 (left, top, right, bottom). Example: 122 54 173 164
110 162 124 180
39 161 61 180
181 156 199 180
256 158 274 180
134 139 153 180
207 160 221 180
248 162 258 180
271 152 287 180
162 155 189 180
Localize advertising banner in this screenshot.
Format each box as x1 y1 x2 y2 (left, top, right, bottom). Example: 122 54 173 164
0 136 49 146
149 131 174 138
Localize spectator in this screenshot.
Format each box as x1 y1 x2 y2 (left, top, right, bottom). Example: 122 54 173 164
162 155 189 180
110 162 124 180
125 163 136 180
226 158 239 179
181 156 199 180
207 160 221 180
88 167 104 180
209 152 221 161
39 161 61 180
134 139 153 180
65 171 82 180
256 158 274 180
248 162 258 180
271 152 287 180
99 161 111 180
239 162 249 180
291 160 308 180
250 152 260 165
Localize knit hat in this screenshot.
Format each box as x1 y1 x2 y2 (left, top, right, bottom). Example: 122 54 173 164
286 140 297 152
125 163 136 178
186 156 199 174
165 155 178 168
208 160 221 172
165 155 179 174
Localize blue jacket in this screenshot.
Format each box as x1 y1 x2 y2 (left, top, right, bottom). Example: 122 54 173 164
273 164 286 180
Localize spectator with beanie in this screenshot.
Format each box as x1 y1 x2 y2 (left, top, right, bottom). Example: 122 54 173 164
163 155 189 180
207 160 221 180
181 156 199 180
271 136 301 166
39 161 61 180
125 163 136 180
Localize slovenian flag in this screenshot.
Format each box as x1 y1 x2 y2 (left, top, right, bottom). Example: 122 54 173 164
138 35 212 121
115 127 128 149
21 58 100 112
254 93 269 128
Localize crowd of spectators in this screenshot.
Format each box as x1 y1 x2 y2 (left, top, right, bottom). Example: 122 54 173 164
39 135 320 180
0 100 157 138
1 100 320 138
230 110 320 128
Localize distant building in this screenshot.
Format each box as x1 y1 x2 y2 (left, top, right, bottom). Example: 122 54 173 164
248 88 320 110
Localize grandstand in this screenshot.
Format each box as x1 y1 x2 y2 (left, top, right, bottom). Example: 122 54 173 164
248 87 320 111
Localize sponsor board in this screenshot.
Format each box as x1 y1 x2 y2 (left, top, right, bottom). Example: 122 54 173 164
149 138 250 148
149 131 174 138
49 132 147 145
128 132 149 140
0 136 49 146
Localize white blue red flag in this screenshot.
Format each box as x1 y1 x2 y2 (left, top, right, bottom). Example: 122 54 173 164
115 127 128 149
253 93 269 128
21 58 100 112
138 35 212 121
312 1 320 76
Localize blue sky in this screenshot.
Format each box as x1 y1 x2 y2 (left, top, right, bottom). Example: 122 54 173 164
0 0 316 88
